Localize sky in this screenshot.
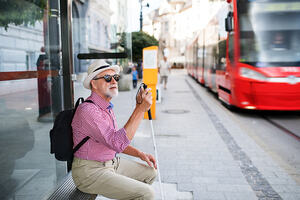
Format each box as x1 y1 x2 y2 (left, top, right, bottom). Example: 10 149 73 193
127 0 161 32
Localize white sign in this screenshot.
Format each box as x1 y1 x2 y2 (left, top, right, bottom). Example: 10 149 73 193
143 50 157 69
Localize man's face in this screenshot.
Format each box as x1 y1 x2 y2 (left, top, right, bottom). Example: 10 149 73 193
91 69 118 100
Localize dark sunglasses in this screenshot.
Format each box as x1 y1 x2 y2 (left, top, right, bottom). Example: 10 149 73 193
93 74 120 82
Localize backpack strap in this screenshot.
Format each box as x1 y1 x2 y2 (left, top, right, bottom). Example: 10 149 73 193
72 97 84 118
73 98 94 116
73 136 90 153
72 98 94 154
84 99 93 104
75 97 84 109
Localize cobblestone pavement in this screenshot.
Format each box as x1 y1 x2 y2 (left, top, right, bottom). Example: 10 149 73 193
75 69 300 200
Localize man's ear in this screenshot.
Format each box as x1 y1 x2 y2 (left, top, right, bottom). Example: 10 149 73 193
90 80 97 90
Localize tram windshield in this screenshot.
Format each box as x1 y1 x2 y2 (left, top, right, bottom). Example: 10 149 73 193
238 0 300 67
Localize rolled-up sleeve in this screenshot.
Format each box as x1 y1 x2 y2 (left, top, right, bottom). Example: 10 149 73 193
103 127 130 153
81 104 130 153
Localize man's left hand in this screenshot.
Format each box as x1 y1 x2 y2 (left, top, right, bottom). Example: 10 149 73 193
138 152 157 169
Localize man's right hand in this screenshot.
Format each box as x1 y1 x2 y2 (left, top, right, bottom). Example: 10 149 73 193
124 87 153 140
136 87 152 112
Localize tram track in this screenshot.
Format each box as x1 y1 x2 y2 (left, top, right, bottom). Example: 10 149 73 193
261 115 300 142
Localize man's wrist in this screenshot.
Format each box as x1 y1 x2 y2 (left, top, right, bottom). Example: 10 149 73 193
137 150 144 158
135 104 147 113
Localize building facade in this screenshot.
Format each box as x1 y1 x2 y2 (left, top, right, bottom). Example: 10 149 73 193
143 0 224 67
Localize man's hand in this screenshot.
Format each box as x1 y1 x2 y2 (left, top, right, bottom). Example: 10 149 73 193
124 86 152 140
136 87 152 112
138 151 157 169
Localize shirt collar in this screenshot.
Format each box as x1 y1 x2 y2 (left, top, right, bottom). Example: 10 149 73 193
107 102 114 110
88 92 112 110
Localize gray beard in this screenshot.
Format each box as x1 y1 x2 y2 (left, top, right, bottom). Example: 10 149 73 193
105 89 118 98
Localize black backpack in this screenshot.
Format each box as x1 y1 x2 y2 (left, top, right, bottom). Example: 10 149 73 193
50 97 93 161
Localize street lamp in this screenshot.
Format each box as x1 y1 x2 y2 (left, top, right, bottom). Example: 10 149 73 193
139 0 149 31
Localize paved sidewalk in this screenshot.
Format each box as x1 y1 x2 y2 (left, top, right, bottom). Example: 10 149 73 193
74 69 300 200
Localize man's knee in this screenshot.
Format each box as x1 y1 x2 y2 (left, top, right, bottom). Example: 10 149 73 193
150 168 157 180
145 167 157 184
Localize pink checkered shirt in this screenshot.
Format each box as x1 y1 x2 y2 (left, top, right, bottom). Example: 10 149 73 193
72 92 130 162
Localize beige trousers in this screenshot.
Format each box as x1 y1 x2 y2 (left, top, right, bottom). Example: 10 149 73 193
72 157 157 200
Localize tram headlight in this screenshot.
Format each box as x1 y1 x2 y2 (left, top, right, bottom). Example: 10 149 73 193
240 67 268 81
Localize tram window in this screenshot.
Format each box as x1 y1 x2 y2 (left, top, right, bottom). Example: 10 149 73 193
218 40 226 70
228 34 234 63
269 32 289 50
212 46 218 71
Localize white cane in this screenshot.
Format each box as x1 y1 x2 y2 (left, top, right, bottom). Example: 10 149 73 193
142 84 165 200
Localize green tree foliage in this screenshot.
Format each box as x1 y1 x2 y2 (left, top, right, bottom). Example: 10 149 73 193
0 0 47 30
120 31 159 62
120 31 158 63
132 31 158 62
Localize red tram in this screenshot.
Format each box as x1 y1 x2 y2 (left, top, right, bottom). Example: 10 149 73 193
186 0 300 110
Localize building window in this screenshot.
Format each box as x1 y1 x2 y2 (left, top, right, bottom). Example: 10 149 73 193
26 52 36 71
97 21 101 45
87 16 91 41
165 21 169 33
105 25 109 48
